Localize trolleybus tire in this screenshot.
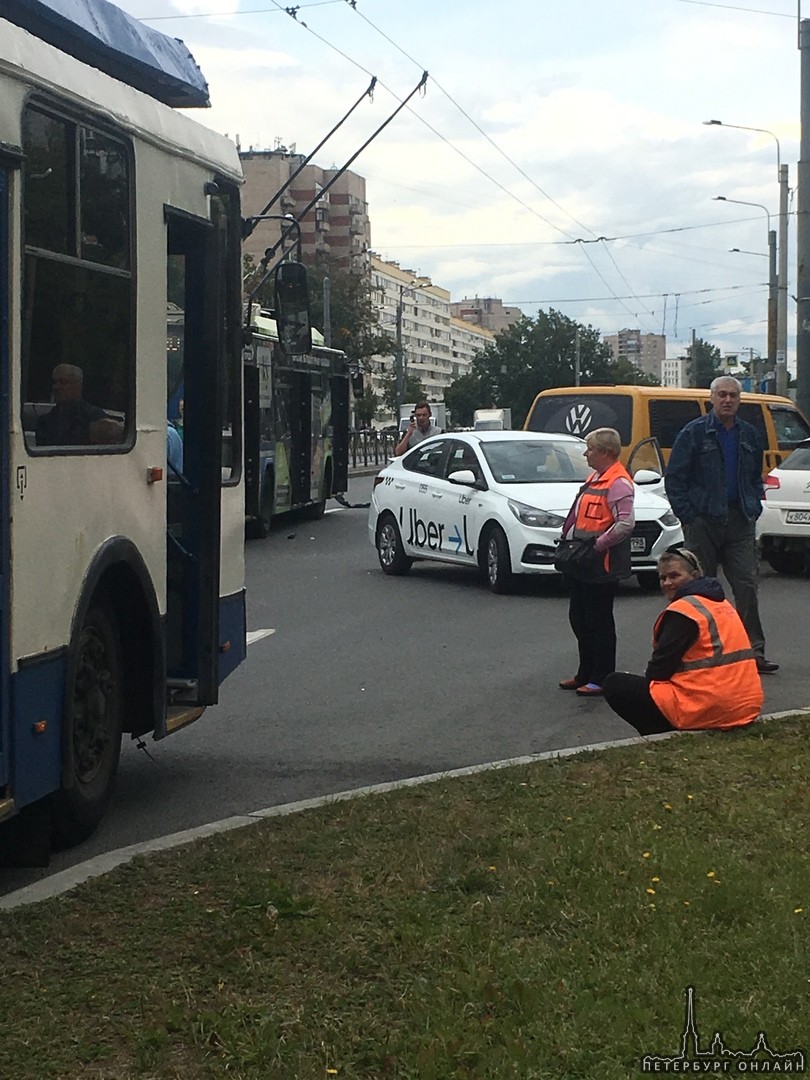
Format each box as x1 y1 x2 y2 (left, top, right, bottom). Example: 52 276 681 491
305 463 332 520
253 474 275 538
51 597 124 847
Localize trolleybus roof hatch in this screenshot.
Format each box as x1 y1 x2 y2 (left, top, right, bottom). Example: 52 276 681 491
3 0 210 107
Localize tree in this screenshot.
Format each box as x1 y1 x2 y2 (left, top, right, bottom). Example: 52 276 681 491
444 372 483 427
353 386 378 428
608 357 660 387
687 337 723 389
379 371 424 414
455 310 633 427
305 257 392 369
243 253 391 372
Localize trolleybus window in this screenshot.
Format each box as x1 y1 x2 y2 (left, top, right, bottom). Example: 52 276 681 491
21 104 132 451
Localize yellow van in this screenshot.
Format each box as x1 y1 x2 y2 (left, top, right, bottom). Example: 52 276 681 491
523 385 810 477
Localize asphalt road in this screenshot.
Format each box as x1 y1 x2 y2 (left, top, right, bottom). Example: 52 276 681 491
2 475 809 896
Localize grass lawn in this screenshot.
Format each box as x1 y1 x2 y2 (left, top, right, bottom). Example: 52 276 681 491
1 715 808 1080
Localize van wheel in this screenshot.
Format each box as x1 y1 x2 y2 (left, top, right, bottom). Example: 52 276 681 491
51 598 123 847
483 525 513 594
376 513 413 575
636 571 660 591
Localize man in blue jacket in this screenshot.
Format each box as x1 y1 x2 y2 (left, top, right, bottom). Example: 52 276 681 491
665 375 778 674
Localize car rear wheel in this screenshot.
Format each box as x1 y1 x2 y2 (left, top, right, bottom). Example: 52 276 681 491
764 547 806 575
376 513 413 575
483 525 513 594
636 571 660 591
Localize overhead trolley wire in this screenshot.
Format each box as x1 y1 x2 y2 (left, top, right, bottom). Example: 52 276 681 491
342 2 658 332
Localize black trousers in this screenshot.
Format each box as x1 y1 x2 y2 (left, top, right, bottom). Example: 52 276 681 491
567 577 619 687
602 672 675 735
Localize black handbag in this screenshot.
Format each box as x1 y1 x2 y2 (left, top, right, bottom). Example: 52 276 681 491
553 537 597 575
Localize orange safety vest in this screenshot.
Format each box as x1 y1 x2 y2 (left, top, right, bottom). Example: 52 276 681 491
649 595 762 730
572 459 633 580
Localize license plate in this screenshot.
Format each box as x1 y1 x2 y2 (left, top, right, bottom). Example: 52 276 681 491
630 536 647 553
786 510 810 524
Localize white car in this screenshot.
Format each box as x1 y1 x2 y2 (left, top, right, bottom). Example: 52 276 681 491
368 430 683 593
757 437 810 575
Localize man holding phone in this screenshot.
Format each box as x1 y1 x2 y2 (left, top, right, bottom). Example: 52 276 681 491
394 400 442 456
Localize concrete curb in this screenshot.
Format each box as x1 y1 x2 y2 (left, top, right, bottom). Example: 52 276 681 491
2 708 808 911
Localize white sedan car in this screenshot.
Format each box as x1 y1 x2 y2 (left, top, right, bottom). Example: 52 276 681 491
368 430 682 592
757 437 810 575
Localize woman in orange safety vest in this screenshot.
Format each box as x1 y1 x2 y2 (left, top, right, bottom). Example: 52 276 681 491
602 546 763 735
558 427 635 697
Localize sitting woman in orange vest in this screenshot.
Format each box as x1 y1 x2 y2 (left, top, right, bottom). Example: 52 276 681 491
602 546 763 735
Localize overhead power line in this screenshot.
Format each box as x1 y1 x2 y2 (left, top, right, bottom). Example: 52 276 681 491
141 0 342 20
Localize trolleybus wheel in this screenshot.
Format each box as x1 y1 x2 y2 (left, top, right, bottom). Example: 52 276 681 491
52 598 124 846
253 474 275 538
305 463 332 521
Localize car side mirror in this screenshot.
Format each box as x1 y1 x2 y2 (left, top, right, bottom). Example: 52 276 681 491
448 468 484 488
633 469 663 486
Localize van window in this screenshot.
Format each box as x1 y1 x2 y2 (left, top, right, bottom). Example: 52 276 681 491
736 402 767 443
649 398 703 448
769 405 810 450
525 393 633 443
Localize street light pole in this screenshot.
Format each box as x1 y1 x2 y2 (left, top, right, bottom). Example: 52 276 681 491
393 279 431 418
704 120 789 391
798 21 810 418
713 196 775 378
394 285 405 417
777 163 789 391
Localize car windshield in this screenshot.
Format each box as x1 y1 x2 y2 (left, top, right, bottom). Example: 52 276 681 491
481 439 590 484
780 444 810 471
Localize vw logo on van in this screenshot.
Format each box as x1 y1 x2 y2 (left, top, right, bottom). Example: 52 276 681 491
565 403 593 436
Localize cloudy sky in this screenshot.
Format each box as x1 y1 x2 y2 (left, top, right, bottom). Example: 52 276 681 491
122 0 801 365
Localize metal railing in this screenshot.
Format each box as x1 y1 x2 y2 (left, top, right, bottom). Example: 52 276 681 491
349 429 397 469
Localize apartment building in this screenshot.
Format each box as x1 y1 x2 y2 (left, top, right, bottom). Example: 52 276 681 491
603 329 666 380
661 356 688 387
450 296 521 334
369 255 493 420
239 144 371 271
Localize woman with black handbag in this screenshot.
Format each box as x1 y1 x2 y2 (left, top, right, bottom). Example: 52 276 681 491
557 428 635 697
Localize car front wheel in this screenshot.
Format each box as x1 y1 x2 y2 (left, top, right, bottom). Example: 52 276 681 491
483 525 513 594
376 513 413 576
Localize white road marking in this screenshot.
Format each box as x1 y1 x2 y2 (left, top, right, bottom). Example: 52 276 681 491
246 628 275 645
